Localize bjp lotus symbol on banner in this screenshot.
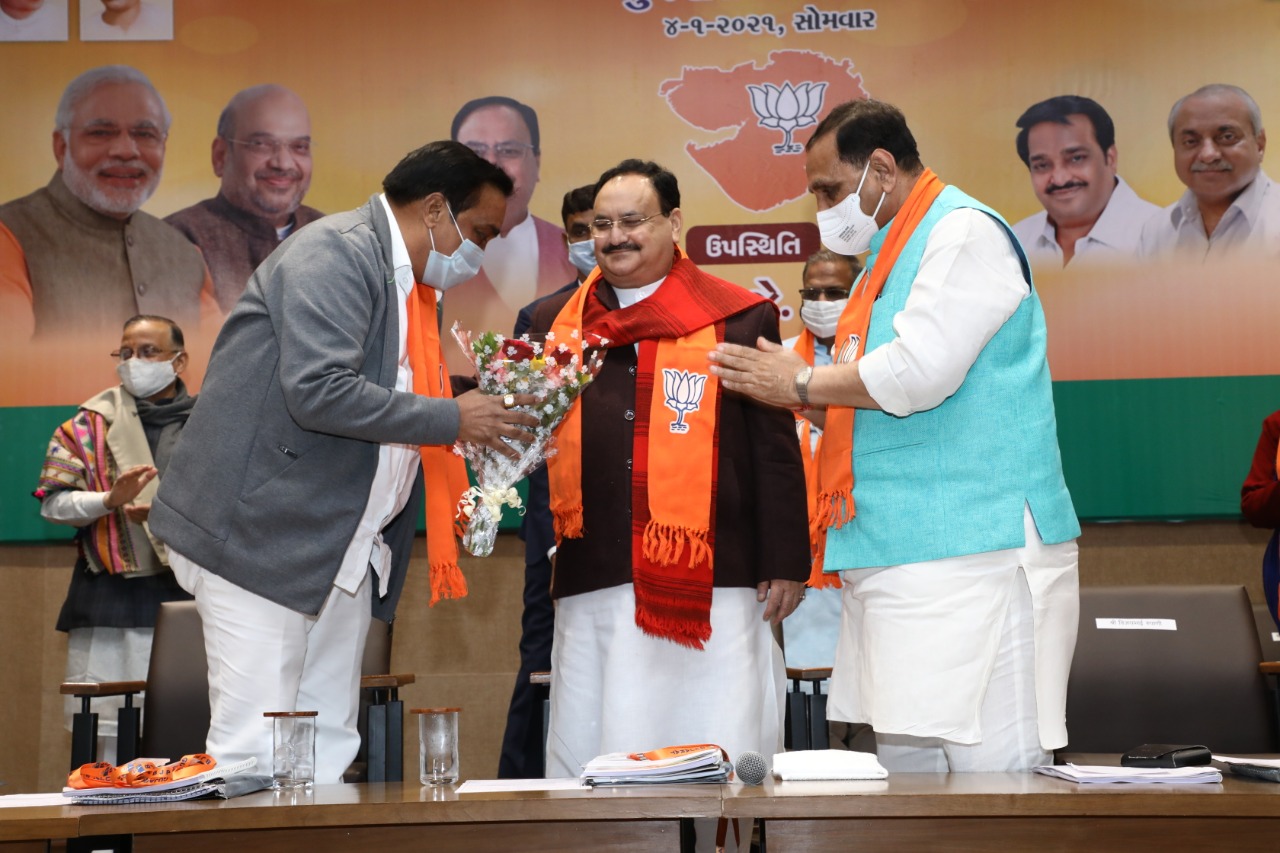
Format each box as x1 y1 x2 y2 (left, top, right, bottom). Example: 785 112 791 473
747 81 828 155
661 50 868 211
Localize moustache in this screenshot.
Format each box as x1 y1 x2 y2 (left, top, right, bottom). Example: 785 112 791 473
1045 180 1087 194
1190 160 1232 173
256 167 304 181
93 158 153 176
602 242 641 254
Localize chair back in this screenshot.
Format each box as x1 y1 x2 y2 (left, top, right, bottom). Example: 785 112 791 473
1255 604 1280 662
362 617 392 676
139 601 211 760
1065 585 1277 754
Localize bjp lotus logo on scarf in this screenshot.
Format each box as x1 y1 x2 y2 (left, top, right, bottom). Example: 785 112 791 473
747 81 828 155
662 369 707 434
837 334 861 364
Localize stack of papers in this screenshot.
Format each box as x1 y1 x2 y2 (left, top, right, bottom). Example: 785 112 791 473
773 749 888 781
581 744 731 786
1034 763 1222 784
62 757 265 803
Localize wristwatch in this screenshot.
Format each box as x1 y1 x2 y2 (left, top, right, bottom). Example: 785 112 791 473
794 365 814 411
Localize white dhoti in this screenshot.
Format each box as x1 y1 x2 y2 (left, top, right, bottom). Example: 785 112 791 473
828 506 1078 771
169 550 371 784
546 583 785 779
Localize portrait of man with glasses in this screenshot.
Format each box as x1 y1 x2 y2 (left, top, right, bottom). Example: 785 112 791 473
167 84 324 313
0 65 211 343
445 95 576 348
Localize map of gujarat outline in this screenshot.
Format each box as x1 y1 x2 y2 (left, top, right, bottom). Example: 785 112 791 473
659 50 869 212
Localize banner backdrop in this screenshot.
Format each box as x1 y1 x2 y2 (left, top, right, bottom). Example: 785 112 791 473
2 0 1278 540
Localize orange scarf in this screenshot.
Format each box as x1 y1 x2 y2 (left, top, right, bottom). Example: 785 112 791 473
405 283 472 605
548 249 763 647
811 170 946 573
791 329 841 590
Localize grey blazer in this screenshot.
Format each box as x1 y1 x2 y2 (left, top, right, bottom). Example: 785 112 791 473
151 195 458 617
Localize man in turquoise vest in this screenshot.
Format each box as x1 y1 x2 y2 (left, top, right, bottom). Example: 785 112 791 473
711 98 1081 772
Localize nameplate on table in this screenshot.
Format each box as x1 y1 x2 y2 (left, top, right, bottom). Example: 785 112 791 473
1095 618 1176 631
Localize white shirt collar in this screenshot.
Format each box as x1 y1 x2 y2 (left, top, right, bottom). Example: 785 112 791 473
378 193 415 298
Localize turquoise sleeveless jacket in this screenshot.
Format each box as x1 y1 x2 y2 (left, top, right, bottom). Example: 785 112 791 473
824 185 1080 571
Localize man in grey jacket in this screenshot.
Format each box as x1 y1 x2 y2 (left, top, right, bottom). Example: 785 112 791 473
151 140 537 782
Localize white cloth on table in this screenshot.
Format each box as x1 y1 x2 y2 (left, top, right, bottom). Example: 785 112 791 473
772 749 888 780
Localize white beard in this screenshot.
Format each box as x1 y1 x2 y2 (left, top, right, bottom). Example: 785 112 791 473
61 151 160 217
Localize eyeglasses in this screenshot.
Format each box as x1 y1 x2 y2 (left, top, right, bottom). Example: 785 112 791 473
226 136 313 158
109 346 178 362
799 287 852 301
589 213 665 237
464 141 535 161
72 123 167 150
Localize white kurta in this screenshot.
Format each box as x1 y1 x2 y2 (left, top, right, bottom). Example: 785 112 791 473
830 208 1080 758
828 507 1079 752
545 585 785 778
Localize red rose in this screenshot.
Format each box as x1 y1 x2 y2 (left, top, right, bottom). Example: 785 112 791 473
544 343 574 366
502 339 537 362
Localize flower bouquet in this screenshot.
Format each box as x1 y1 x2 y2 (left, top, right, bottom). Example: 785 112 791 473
451 321 607 557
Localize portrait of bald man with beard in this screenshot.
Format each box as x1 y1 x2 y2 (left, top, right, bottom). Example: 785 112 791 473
0 64 210 342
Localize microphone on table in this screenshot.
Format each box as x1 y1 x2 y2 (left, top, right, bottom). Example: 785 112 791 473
735 750 770 786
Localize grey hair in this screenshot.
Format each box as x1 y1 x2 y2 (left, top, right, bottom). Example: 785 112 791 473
1167 84 1263 140
802 247 861 283
54 65 172 134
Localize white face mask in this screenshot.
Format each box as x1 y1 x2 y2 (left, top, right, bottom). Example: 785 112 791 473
117 355 178 399
423 201 484 291
800 298 849 339
567 238 597 277
816 161 885 255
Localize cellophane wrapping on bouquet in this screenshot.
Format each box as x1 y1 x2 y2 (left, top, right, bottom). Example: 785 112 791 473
451 322 607 557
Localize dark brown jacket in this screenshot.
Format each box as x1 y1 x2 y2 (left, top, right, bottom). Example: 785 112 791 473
530 280 810 600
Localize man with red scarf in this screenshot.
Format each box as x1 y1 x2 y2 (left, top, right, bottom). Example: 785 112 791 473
711 100 1080 773
529 160 809 790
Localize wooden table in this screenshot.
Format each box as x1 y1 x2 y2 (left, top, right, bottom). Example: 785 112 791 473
6 771 1280 852
70 782 720 852
0 804 79 852
724 772 1280 852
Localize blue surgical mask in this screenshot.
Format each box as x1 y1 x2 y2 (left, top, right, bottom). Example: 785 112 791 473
567 239 597 277
423 202 484 290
